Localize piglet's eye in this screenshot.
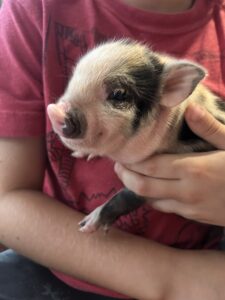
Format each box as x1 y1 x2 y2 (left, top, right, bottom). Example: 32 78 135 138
109 89 127 101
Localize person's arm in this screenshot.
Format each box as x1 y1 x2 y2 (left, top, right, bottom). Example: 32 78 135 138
1 133 225 300
115 103 225 227
0 136 176 300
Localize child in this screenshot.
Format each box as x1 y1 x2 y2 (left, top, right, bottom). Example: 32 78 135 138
0 0 225 299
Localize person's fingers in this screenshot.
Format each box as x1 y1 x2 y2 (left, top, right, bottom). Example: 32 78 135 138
124 154 187 179
185 103 225 149
123 151 212 180
114 163 182 199
151 199 195 220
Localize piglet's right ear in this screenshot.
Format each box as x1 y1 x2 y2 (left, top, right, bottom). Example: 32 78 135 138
160 60 206 108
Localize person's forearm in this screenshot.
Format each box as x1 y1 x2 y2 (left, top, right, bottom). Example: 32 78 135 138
170 249 225 300
1 191 225 300
0 190 174 300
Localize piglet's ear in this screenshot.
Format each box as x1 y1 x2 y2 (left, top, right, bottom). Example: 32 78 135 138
160 60 206 108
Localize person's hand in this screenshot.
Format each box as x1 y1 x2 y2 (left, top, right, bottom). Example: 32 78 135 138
114 103 225 226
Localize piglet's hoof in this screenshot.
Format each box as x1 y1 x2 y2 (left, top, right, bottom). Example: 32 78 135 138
78 205 110 233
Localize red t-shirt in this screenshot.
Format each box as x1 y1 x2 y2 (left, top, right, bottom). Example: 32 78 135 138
0 0 225 298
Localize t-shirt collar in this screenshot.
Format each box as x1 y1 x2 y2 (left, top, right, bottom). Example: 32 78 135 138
102 0 215 34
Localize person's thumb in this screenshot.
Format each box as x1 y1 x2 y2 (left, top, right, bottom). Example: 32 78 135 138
185 103 225 149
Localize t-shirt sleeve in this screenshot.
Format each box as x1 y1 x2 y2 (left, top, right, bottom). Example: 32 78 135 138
0 0 45 137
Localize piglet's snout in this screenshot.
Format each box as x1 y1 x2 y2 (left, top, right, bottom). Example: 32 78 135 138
47 104 87 139
47 103 66 135
62 109 87 139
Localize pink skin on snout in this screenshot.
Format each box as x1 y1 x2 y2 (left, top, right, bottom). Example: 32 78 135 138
47 102 70 136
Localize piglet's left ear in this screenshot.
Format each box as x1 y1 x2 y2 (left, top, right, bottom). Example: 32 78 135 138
160 60 206 108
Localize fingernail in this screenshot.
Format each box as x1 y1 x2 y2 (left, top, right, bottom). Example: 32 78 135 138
186 104 205 122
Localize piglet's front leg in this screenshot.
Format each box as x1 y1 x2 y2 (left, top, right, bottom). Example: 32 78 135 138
79 188 146 233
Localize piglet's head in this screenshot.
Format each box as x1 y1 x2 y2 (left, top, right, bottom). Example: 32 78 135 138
47 40 206 163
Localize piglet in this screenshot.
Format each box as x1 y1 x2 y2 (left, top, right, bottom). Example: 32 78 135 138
47 40 225 233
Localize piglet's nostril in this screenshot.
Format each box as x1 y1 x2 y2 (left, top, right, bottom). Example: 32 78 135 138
62 117 79 138
62 109 87 139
